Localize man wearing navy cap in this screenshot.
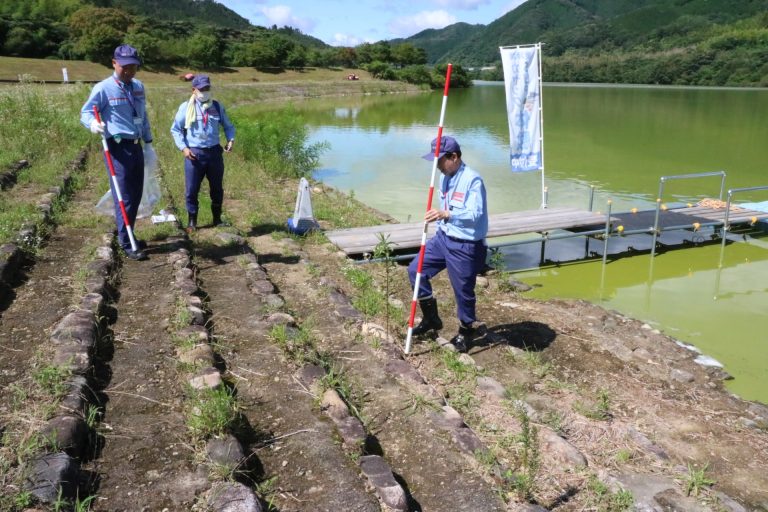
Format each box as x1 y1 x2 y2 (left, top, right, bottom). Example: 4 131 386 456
80 43 155 261
408 136 488 352
170 74 235 231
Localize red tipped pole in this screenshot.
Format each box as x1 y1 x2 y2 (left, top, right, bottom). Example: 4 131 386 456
93 106 139 252
405 63 452 354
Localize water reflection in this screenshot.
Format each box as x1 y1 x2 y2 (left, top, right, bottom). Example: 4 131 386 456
273 82 768 403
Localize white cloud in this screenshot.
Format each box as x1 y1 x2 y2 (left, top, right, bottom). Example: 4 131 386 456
331 33 373 47
433 0 490 10
388 10 457 38
259 5 316 33
500 0 528 16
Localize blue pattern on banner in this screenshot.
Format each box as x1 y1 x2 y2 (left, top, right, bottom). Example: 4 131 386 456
501 46 543 173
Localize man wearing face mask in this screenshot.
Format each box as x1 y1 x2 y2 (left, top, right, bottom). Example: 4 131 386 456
80 44 154 261
170 74 235 231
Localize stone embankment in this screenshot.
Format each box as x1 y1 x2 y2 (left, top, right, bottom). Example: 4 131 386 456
1 146 767 512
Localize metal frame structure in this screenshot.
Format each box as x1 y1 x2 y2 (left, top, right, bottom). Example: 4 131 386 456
357 172 768 272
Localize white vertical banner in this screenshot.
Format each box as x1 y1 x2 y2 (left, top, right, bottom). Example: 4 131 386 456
500 44 543 173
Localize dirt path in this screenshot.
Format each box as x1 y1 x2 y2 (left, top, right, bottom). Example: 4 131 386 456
87 239 202 511
0 154 99 389
0 225 95 389
247 234 506 512
193 239 382 511
1 143 766 512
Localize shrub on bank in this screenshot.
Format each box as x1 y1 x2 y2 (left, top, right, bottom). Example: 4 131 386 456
235 107 328 179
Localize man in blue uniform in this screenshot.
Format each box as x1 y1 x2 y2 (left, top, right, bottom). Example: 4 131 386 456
170 74 236 231
408 136 488 352
81 44 154 261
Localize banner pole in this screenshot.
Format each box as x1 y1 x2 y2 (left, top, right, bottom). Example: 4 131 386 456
405 63 453 355
537 42 547 209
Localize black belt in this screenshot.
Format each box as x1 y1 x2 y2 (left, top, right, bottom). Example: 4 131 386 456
442 231 480 244
110 137 139 144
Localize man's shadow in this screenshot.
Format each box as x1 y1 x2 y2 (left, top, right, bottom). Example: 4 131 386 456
473 321 556 353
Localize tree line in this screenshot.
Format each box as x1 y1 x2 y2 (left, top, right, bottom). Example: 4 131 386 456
474 11 768 87
0 3 471 89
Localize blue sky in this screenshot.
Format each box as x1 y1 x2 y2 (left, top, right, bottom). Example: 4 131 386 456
218 0 529 46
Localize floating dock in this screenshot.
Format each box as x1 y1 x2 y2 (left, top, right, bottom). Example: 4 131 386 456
325 207 608 256
324 172 768 260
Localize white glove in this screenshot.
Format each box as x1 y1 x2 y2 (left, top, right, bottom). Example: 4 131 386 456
90 119 105 134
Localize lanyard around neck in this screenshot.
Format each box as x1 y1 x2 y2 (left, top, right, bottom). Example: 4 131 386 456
113 78 136 114
196 101 209 128
443 175 452 211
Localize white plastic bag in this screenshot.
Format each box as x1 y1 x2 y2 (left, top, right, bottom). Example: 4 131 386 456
94 146 161 219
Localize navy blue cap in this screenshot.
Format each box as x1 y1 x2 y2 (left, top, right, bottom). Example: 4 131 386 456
422 135 461 161
113 44 141 66
192 74 211 89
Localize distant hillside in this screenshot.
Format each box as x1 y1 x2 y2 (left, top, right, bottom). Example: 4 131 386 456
389 22 484 64
409 0 768 65
110 0 251 30
0 0 334 70
400 0 768 86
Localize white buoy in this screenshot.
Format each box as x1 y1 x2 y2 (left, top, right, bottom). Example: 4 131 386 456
287 177 320 235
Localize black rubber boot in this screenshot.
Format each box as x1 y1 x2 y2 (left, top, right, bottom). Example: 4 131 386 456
412 297 443 336
187 212 197 232
212 204 226 227
451 323 475 353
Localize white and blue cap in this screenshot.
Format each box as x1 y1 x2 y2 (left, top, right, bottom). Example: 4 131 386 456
113 44 141 66
422 135 460 161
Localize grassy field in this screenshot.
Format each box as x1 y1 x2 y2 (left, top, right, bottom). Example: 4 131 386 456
0 56 422 247
0 55 374 85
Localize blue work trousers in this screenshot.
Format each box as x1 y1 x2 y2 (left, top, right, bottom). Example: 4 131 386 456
105 138 144 251
408 229 488 325
185 145 224 214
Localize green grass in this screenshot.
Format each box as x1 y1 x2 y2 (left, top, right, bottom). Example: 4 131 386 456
268 323 318 365
319 366 366 424
255 476 280 512
574 388 612 421
0 84 94 247
185 386 239 439
0 83 91 172
404 392 442 416
520 350 552 379
685 462 715 497
32 362 71 397
440 349 480 383
0 57 388 86
585 474 635 511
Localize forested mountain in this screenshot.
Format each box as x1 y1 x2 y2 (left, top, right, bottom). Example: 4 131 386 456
0 0 251 30
110 0 251 30
389 22 484 64
2 0 767 86
405 0 768 65
0 0 332 69
400 0 768 86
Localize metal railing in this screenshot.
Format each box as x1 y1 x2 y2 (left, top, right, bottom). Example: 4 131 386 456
651 171 727 257
721 184 768 252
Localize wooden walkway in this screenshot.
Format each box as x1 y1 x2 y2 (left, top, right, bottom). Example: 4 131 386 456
674 203 768 225
325 207 608 256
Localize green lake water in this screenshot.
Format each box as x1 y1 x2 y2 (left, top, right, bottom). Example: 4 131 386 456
281 83 768 403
